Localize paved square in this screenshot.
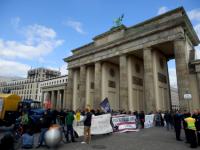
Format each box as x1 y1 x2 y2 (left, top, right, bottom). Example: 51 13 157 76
14 127 192 150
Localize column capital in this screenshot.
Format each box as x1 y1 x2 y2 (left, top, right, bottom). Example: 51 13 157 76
94 61 102 65
195 64 200 73
174 33 185 42
143 47 152 51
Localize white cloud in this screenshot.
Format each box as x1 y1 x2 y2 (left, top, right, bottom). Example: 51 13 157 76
47 64 67 75
60 64 67 75
157 6 168 15
0 59 30 77
188 8 200 21
168 68 177 88
195 45 200 59
0 20 64 60
64 19 86 34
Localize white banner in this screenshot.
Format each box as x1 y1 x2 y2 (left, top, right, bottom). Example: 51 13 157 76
111 115 137 132
73 114 113 136
144 114 154 128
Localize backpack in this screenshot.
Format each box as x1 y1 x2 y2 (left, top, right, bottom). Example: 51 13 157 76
21 133 34 149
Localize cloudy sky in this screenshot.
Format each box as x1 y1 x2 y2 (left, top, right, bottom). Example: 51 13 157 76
0 0 200 87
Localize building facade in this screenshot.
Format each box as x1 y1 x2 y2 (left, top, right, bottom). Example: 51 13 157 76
39 75 67 109
170 87 179 110
0 68 61 101
64 7 200 113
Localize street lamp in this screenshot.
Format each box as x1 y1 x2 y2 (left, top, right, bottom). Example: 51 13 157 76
183 90 192 112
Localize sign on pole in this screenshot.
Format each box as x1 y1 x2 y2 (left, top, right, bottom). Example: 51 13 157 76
184 93 192 100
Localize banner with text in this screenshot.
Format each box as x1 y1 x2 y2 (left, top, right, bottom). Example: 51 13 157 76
111 114 137 132
73 114 113 136
144 114 154 128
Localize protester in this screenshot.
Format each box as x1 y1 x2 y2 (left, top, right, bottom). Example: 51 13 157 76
75 109 81 122
36 110 52 148
139 111 145 129
81 108 92 144
95 109 102 116
65 110 76 142
51 109 59 124
21 111 29 133
160 111 164 127
59 109 66 126
133 111 139 128
155 111 161 127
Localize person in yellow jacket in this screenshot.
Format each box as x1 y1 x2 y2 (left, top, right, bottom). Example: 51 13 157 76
75 109 81 126
184 115 197 148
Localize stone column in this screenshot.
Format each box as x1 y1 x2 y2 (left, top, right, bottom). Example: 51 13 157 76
143 47 156 113
195 64 200 106
119 55 128 110
66 69 73 109
48 91 52 102
52 91 57 109
57 90 61 110
174 39 190 111
85 67 91 107
127 56 133 111
80 66 86 109
63 87 67 109
94 62 102 109
41 91 45 103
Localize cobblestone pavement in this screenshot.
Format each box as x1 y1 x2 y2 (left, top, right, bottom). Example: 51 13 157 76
3 127 194 150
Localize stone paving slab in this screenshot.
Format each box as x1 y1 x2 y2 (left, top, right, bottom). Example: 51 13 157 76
1 127 193 150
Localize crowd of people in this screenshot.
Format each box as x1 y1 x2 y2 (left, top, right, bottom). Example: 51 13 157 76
172 110 200 148
1 107 200 149
0 107 94 149
152 109 200 149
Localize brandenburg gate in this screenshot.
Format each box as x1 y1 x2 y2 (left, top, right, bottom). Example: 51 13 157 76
64 7 200 113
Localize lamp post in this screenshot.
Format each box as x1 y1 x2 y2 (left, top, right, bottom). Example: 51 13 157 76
183 90 192 112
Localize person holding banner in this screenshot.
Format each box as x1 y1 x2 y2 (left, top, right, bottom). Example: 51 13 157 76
81 108 92 144
139 111 145 129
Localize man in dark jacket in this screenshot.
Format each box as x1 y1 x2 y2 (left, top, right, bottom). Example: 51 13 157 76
36 110 52 148
193 110 200 146
164 111 171 130
173 111 182 141
81 108 92 144
139 111 145 129
65 111 75 142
